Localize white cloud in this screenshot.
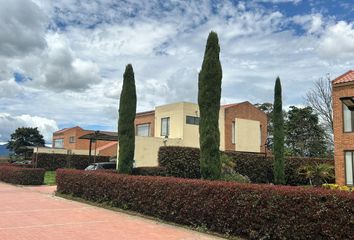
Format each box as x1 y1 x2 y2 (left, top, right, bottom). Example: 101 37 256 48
0 113 59 143
0 0 47 57
318 21 354 59
1 0 354 132
39 34 102 91
292 13 323 34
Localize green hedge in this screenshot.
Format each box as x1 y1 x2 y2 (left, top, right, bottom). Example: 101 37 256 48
132 167 167 176
57 169 354 240
159 147 201 179
33 153 110 171
158 146 334 185
0 166 45 185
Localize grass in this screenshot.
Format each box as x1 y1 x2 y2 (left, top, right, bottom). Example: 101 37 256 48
44 171 56 185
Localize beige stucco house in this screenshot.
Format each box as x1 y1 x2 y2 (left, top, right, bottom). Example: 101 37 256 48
118 101 267 167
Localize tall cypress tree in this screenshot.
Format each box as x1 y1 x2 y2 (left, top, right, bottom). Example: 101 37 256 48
273 77 285 184
118 64 137 174
198 31 222 180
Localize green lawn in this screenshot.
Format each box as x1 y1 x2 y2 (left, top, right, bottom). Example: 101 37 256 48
44 171 56 185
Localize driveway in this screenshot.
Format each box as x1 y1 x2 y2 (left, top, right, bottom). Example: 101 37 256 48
0 182 224 240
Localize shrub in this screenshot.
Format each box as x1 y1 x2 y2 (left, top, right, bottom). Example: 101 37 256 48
33 153 110 171
323 184 354 192
0 166 45 185
132 167 166 176
298 163 335 186
57 169 354 240
158 146 201 179
0 162 33 168
220 172 250 183
158 146 334 185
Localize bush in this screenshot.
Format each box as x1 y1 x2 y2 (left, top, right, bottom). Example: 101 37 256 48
0 166 45 185
158 146 334 185
220 172 250 183
0 162 33 168
132 167 166 176
323 184 354 192
57 169 354 240
158 146 201 178
33 153 110 171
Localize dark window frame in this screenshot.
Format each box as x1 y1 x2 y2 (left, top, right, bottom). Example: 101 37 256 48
161 117 170 137
342 102 354 133
136 123 151 137
54 138 64 149
69 136 75 143
186 115 200 125
344 150 354 186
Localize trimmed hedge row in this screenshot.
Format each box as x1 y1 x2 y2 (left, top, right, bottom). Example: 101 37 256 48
0 163 34 168
132 167 167 176
0 166 45 185
158 146 334 185
33 153 110 171
159 147 201 179
56 169 354 240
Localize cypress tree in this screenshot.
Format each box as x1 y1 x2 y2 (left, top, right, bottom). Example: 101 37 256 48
118 64 137 174
198 31 222 180
273 77 285 184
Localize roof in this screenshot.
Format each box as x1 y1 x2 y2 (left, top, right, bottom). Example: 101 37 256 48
79 131 118 142
221 103 241 108
53 126 82 135
136 110 155 116
332 70 354 85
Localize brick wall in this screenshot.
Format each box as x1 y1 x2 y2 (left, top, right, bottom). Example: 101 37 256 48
332 83 354 185
134 111 155 137
53 127 116 155
224 102 267 153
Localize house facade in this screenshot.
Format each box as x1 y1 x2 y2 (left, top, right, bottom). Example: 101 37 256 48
332 70 354 186
52 126 117 157
119 101 267 167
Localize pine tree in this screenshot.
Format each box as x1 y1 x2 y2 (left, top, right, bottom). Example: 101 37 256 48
273 77 285 184
198 31 222 179
118 64 137 174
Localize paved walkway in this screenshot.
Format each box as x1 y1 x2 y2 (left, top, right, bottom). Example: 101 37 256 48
0 182 224 240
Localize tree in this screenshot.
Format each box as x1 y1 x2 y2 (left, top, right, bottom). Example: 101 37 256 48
285 106 327 157
273 77 285 185
198 31 222 180
7 127 45 155
118 64 137 174
298 163 334 186
305 74 333 151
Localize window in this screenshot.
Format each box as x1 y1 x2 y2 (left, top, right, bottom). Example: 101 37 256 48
232 122 236 144
161 117 170 136
343 103 354 132
54 138 64 148
186 116 200 125
136 123 151 136
345 151 354 185
259 125 262 147
69 136 75 143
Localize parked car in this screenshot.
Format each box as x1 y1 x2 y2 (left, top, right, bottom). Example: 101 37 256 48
13 160 32 165
85 162 116 170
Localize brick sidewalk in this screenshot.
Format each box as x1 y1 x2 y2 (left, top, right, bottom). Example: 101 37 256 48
0 182 224 240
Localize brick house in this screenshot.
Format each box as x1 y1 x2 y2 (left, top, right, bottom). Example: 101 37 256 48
121 101 267 167
332 70 354 185
52 126 117 157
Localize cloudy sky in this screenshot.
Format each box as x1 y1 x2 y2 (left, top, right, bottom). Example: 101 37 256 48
1 0 354 143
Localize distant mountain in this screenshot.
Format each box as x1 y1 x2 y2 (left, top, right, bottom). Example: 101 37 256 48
0 143 10 156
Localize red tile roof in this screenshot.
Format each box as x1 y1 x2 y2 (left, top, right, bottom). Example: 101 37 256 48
332 70 354 85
